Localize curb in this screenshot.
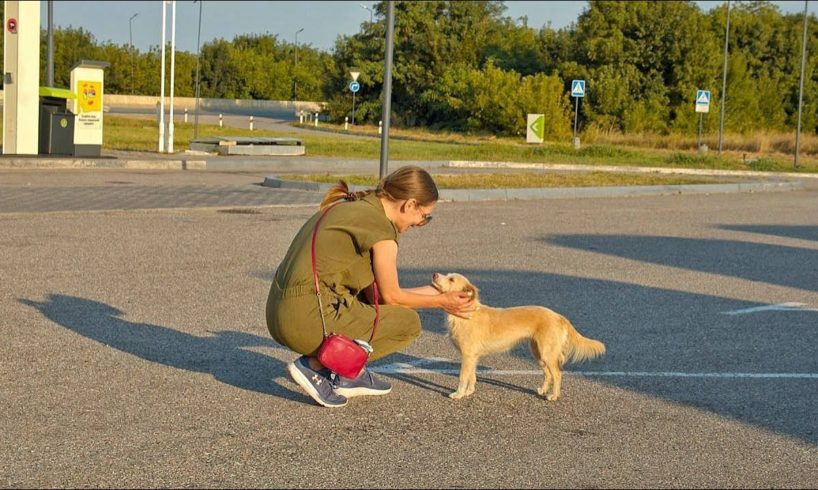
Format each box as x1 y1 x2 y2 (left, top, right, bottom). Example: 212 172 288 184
446 160 818 180
262 176 802 202
0 158 207 170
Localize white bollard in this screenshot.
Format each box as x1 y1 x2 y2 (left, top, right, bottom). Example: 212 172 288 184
184 108 188 123
299 111 304 124
219 114 223 128
345 117 349 130
314 113 319 127
249 115 254 131
378 120 383 135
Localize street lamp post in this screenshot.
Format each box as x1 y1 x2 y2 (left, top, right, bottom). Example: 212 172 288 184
718 0 731 155
360 3 373 23
795 0 809 168
193 0 203 140
293 27 304 102
129 13 138 95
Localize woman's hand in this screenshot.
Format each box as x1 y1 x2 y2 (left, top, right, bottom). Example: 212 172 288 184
440 291 476 319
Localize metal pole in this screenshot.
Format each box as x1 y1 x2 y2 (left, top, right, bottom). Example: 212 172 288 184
193 0 202 139
294 28 303 102
130 13 138 95
361 4 373 23
159 1 167 153
379 0 395 179
168 0 176 153
47 0 54 87
697 113 703 150
352 90 356 125
718 0 731 155
796 0 809 168
573 96 579 142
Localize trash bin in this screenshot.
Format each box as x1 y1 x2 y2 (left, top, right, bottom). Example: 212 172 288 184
38 87 76 156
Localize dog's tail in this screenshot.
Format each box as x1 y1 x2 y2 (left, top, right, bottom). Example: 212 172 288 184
562 318 605 364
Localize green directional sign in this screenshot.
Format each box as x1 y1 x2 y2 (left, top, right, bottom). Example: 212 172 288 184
526 114 545 143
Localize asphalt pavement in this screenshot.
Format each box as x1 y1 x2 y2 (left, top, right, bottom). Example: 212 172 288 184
1 159 818 488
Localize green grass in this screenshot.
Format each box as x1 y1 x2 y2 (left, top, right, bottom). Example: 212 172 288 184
104 115 818 174
278 172 726 189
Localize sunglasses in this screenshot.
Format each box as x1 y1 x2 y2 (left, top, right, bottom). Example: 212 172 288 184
417 213 433 227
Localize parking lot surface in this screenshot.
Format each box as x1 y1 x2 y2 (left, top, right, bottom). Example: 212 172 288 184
1 168 817 488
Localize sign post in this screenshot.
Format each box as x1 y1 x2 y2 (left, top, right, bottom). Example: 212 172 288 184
695 89 711 152
571 79 585 149
349 71 360 125
349 80 360 125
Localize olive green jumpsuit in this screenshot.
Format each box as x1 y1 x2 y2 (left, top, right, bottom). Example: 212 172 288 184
266 193 421 361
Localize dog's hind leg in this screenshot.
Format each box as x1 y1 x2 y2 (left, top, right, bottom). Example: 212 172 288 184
530 340 552 397
450 353 479 399
545 357 562 401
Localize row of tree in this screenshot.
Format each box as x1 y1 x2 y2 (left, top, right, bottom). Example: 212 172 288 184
5 1 818 137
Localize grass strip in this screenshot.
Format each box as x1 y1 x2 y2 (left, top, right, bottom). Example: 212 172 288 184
277 172 727 189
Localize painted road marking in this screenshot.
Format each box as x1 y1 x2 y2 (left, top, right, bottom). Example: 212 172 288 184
372 359 818 379
721 302 818 315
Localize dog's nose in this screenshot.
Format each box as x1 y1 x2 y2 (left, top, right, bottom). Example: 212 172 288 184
432 273 439 281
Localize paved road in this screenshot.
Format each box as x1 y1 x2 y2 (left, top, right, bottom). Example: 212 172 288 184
2 170 817 487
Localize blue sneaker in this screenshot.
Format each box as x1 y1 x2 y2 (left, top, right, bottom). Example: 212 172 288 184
287 356 347 408
334 367 392 397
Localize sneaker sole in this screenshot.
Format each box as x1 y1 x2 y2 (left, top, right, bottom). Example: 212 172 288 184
334 386 392 397
287 363 347 408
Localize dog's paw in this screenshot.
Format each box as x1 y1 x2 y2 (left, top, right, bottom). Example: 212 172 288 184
449 391 465 400
545 394 559 402
537 387 546 396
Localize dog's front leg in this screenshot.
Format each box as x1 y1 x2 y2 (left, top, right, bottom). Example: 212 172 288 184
450 354 479 399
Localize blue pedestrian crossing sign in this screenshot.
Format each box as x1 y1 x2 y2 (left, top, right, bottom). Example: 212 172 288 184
349 81 360 93
571 80 585 98
695 89 710 113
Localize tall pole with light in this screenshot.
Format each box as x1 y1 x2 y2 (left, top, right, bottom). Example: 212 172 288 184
47 0 54 87
168 0 177 153
718 0 731 155
361 3 373 23
129 13 138 95
293 27 303 102
379 0 395 179
193 0 203 140
795 0 810 168
159 1 167 152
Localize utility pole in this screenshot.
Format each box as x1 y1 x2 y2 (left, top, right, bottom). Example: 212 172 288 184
159 1 166 153
47 0 54 87
718 0 731 155
294 27 304 102
795 0 810 168
193 0 203 139
129 13 138 95
379 1 395 179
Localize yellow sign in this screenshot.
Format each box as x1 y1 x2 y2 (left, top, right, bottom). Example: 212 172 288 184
77 80 101 113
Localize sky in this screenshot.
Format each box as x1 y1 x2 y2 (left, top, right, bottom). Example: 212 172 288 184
36 1 811 54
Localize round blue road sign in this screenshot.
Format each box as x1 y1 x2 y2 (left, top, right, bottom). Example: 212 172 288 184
349 81 360 93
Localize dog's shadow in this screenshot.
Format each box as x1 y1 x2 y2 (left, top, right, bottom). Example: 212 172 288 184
373 351 538 399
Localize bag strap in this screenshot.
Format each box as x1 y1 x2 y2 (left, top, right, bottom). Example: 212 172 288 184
310 201 379 343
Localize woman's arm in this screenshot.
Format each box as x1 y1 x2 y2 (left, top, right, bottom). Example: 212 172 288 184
371 240 474 315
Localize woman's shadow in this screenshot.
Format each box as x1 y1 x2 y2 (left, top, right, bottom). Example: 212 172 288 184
20 293 481 402
19 294 309 401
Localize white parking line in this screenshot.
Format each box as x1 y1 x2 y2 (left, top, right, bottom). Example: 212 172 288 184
721 302 818 315
372 366 818 379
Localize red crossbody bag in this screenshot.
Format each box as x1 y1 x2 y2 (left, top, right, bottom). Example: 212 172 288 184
311 201 379 379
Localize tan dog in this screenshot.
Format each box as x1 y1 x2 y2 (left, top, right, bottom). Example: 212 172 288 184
432 272 605 401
